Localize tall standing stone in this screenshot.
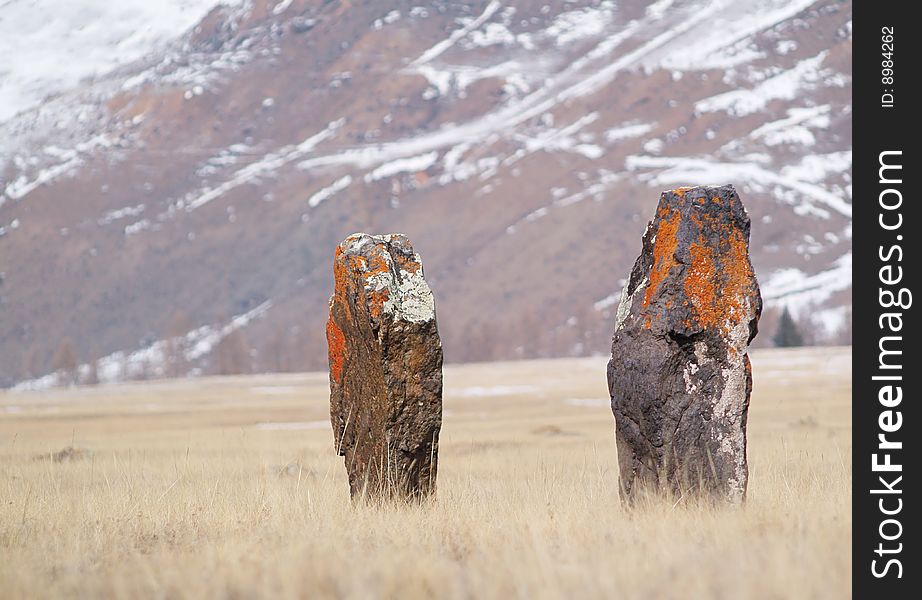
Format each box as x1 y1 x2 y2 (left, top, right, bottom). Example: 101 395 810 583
327 233 443 500
607 185 762 504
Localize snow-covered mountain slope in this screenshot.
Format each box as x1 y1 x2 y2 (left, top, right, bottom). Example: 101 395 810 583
0 0 851 386
0 0 238 123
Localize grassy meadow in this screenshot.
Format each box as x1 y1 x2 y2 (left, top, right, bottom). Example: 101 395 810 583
0 347 851 599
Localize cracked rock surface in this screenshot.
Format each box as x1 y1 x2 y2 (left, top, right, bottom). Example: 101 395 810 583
607 185 762 504
327 233 443 500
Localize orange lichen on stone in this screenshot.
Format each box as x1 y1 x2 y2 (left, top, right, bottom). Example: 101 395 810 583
348 254 368 274
683 210 755 334
642 209 681 311
353 249 392 319
684 235 720 329
326 317 346 382
328 249 354 382
722 227 756 322
392 252 421 274
367 288 390 319
332 252 351 311
363 252 389 278
672 186 693 198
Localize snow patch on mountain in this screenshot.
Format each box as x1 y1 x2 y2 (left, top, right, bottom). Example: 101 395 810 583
12 300 270 391
179 119 344 213
750 105 831 146
98 204 145 226
605 121 656 143
647 0 819 71
506 169 622 234
2 134 115 204
761 252 851 309
544 1 615 46
410 1 502 67
0 0 240 123
695 52 841 117
626 154 852 218
308 175 353 208
365 152 439 182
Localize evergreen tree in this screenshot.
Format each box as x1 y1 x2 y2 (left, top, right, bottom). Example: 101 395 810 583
773 307 804 347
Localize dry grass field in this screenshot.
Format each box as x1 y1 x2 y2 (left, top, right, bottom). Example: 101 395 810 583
0 347 851 599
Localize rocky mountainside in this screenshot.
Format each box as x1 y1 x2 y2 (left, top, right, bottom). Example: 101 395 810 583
0 0 852 387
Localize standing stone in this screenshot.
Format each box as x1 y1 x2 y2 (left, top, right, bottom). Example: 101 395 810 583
607 185 762 504
327 233 443 500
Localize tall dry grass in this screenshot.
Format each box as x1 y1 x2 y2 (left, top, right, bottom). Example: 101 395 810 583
0 348 851 599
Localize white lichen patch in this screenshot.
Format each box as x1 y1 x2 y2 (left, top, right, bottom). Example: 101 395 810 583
614 276 647 332
693 341 708 364
709 299 754 504
682 360 700 393
385 264 436 323
345 233 436 324
688 336 747 502
344 232 372 253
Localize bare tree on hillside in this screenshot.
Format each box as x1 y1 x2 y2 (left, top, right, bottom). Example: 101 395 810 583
51 337 78 386
213 328 251 375
834 308 852 345
164 310 192 378
131 356 152 381
294 323 328 373
264 327 289 373
21 346 40 380
84 354 99 385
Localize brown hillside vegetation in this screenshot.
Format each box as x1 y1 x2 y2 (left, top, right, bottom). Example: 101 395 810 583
0 0 853 385
0 347 850 598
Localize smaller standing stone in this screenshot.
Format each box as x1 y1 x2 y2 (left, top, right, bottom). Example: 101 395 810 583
607 185 762 504
327 233 443 500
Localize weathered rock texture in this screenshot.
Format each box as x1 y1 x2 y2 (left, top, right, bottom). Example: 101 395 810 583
327 233 443 500
607 185 762 504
